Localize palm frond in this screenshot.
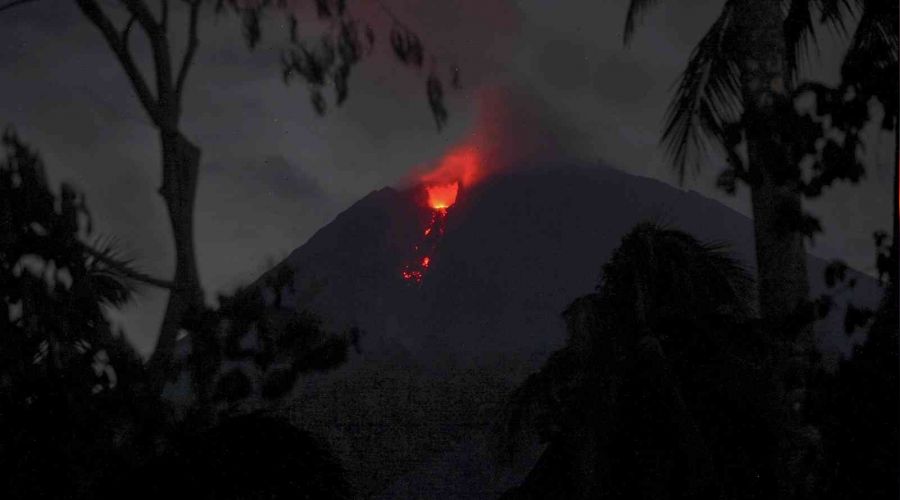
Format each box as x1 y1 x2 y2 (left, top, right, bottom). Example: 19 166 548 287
843 0 898 66
818 0 860 37
662 0 743 183
81 235 173 292
600 223 755 319
86 236 138 307
838 0 898 125
623 0 665 45
691 239 757 314
785 0 819 76
784 0 860 77
88 234 134 269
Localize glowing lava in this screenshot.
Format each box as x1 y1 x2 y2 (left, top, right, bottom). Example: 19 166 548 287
401 203 452 284
426 183 459 210
401 145 483 284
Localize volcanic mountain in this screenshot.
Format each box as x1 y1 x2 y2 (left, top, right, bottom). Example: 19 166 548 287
257 162 879 497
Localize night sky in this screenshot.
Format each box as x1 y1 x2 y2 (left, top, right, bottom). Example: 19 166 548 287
2 0 893 354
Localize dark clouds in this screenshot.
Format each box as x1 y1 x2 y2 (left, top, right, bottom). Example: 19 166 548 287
590 53 657 103
535 39 594 92
206 155 326 200
0 1 892 354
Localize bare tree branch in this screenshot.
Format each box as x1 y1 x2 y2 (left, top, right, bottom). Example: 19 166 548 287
0 0 39 14
122 14 137 52
121 0 160 32
75 0 163 126
160 0 169 31
120 0 176 125
175 0 200 104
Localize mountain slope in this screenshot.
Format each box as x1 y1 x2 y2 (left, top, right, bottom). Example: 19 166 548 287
261 163 879 497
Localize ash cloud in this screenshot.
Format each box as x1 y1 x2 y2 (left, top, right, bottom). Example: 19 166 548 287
403 83 593 188
468 84 592 171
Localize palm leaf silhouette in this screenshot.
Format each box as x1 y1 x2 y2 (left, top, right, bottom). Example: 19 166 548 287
500 223 755 457
623 0 861 181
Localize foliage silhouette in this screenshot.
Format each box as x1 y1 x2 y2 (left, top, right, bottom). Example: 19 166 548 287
624 2 897 496
102 413 352 499
816 219 899 500
818 276 899 500
0 133 352 498
48 0 462 397
500 223 779 499
179 264 360 421
0 131 159 498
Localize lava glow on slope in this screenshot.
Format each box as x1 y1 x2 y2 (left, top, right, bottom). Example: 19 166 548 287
426 183 459 210
401 205 451 283
401 146 482 284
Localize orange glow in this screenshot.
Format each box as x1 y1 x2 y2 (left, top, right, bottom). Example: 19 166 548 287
402 269 423 283
402 202 451 284
401 142 485 284
426 183 459 210
421 145 482 189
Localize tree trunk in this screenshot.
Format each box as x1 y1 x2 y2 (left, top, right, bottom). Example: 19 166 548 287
74 0 212 412
146 130 203 394
737 1 817 498
750 181 810 320
739 2 811 321
892 117 898 282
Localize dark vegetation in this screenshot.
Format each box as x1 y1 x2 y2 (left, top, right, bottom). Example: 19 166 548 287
3 0 453 497
103 413 352 499
499 0 897 498
500 224 778 499
0 133 354 497
0 0 896 498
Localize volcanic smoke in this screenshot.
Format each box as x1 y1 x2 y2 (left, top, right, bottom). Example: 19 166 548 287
400 85 572 283
402 147 481 283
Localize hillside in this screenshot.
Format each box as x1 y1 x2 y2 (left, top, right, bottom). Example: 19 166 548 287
257 163 880 497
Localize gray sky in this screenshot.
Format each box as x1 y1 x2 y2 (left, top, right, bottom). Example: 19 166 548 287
2 0 893 355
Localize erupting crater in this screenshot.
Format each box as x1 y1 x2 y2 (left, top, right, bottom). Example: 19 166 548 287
426 182 459 210
401 182 458 284
401 145 482 284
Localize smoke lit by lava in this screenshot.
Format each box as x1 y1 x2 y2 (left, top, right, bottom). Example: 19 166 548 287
400 85 579 284
401 146 482 283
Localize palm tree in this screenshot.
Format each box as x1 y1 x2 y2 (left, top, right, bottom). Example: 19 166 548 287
622 2 880 497
623 0 872 319
499 223 777 499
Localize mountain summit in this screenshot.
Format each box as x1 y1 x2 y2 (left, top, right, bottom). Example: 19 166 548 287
259 163 878 497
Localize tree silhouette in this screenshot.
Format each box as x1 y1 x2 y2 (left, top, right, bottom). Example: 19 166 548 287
623 1 897 496
0 131 157 498
822 278 899 500
0 132 355 497
0 0 463 396
101 412 352 499
791 0 898 278
500 223 778 499
180 264 360 422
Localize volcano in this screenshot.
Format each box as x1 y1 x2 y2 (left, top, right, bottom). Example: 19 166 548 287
255 162 880 497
